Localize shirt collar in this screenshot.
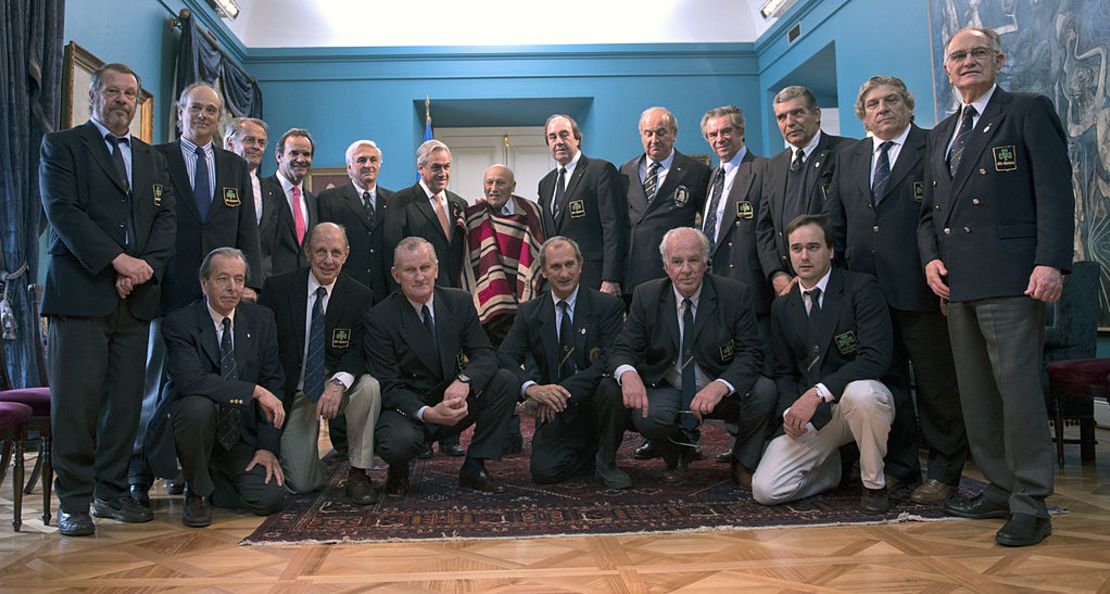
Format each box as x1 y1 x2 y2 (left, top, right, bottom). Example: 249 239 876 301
645 149 675 170
550 285 580 310
672 284 703 309
308 270 336 301
180 136 213 155
498 197 516 217
351 181 375 198
418 179 440 200
794 130 823 161
561 150 582 174
798 267 832 296
873 124 911 152
277 171 302 194
965 84 997 117
720 146 748 173
205 300 236 328
89 117 131 142
406 293 434 318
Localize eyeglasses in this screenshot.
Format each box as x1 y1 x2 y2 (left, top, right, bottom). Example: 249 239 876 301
946 47 996 63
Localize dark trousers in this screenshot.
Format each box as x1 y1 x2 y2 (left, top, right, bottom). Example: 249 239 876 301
173 396 285 515
530 378 626 484
947 297 1053 518
632 376 777 470
894 308 967 485
129 317 166 487
48 305 150 513
376 369 517 468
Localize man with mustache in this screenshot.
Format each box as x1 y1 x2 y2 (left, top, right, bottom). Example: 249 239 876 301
264 128 318 277
225 117 283 283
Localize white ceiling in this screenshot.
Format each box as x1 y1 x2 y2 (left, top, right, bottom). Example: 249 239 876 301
222 0 775 48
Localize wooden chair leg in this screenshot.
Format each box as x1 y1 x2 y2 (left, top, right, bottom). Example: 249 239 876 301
0 440 10 486
12 435 24 532
41 436 52 526
1054 394 1066 468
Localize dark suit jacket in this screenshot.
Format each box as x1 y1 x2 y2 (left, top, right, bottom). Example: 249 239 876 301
366 288 498 417
39 121 177 320
317 183 395 302
256 170 283 283
537 154 628 290
918 87 1074 302
497 287 625 406
260 268 373 411
607 274 764 398
384 183 467 289
162 299 286 454
620 150 711 291
157 141 263 313
707 150 772 316
263 174 317 278
825 125 936 312
768 268 893 429
756 132 849 279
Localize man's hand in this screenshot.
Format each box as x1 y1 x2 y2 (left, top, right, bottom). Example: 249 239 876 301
316 382 344 420
620 370 649 418
525 384 570 413
424 396 468 426
690 381 729 420
1025 265 1063 302
772 272 797 297
783 388 820 438
111 253 153 284
924 259 951 300
536 403 558 424
443 379 470 406
245 449 284 486
115 275 134 300
242 287 258 302
252 385 286 429
600 281 622 297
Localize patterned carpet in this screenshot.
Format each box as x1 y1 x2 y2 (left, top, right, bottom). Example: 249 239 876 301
242 422 998 544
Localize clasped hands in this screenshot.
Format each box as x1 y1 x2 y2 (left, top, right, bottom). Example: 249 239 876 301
423 379 470 426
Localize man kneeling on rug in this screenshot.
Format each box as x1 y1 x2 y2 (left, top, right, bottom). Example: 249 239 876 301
367 237 518 495
608 227 776 486
162 248 288 527
497 236 631 489
752 215 896 513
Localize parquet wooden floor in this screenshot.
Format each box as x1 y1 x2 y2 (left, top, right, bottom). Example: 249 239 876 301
1 425 1108 593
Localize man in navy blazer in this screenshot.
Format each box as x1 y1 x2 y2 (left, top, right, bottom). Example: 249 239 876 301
537 114 628 293
825 76 967 504
165 248 287 528
40 63 176 536
265 128 318 277
225 117 283 284
919 27 1074 547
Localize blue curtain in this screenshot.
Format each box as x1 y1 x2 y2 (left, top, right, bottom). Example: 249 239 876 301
175 14 262 118
0 0 64 389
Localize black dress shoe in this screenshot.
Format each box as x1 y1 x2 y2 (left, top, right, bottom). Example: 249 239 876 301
996 513 1051 547
182 490 211 528
346 468 380 506
859 487 890 514
634 439 660 460
57 510 95 536
165 477 185 495
417 445 434 459
384 466 410 496
91 496 154 523
943 493 1009 519
130 484 151 508
459 469 506 493
502 433 524 456
715 448 734 464
441 441 465 457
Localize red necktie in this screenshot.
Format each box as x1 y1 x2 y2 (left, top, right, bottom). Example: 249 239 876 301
292 186 307 245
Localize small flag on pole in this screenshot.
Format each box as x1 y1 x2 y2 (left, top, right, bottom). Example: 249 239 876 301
417 96 432 181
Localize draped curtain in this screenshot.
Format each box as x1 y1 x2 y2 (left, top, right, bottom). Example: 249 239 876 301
175 13 262 119
0 0 64 389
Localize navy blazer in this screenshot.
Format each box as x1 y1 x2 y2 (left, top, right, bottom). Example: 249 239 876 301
317 183 396 302
383 183 467 290
706 150 773 316
497 286 625 406
39 121 177 320
366 288 498 417
619 150 711 291
918 87 1074 302
162 300 286 455
608 273 764 398
769 268 893 429
256 171 283 283
537 154 628 289
825 125 937 312
264 174 317 278
157 141 263 313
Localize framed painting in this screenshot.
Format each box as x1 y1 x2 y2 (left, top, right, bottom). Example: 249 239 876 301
62 41 154 142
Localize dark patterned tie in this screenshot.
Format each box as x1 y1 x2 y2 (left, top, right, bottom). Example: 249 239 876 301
805 288 823 371
193 145 211 221
557 301 575 381
947 105 977 177
552 166 567 216
643 161 661 201
790 148 805 173
214 317 241 450
362 191 376 229
680 298 698 431
871 141 893 206
303 286 327 402
702 166 726 253
104 134 130 192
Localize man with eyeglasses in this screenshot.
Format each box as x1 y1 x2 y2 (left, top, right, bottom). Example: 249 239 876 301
919 26 1074 547
609 227 776 487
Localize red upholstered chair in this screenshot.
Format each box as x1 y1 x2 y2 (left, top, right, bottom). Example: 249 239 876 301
0 401 33 531
0 387 51 526
1045 358 1109 467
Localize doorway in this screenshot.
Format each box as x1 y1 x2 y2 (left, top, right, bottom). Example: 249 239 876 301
434 126 553 205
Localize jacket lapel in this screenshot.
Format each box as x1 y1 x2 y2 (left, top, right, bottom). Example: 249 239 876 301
689 276 715 345
80 122 129 195
291 270 310 363
713 151 758 256
951 90 1007 196
433 292 458 380
661 286 680 355
571 288 593 368
165 143 203 223
196 303 221 370
397 297 441 376
881 126 925 203
556 155 589 227
813 270 845 363
233 308 253 374
344 185 374 231
627 157 650 220
537 296 561 377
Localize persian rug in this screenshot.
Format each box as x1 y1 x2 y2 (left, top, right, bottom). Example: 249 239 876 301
244 423 1003 544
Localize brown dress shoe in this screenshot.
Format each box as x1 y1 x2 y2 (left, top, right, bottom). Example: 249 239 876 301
731 463 754 489
346 468 380 506
459 469 505 493
909 479 956 505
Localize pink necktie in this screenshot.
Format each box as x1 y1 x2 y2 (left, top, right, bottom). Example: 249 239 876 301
433 194 451 238
292 186 306 245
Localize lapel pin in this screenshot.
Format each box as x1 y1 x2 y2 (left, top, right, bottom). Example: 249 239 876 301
983 125 991 133
580 328 586 335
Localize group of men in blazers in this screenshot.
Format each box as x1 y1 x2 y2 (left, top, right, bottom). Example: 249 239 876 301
39 22 1072 548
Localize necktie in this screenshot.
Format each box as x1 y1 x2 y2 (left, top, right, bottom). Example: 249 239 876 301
303 286 327 402
557 301 575 381
433 194 451 238
552 166 567 216
291 186 307 246
804 288 823 372
947 105 977 177
104 134 130 192
421 303 439 352
193 145 211 221
643 161 661 201
214 317 241 450
806 287 822 318
790 148 805 173
362 190 376 228
871 141 893 206
680 298 698 431
702 166 726 253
